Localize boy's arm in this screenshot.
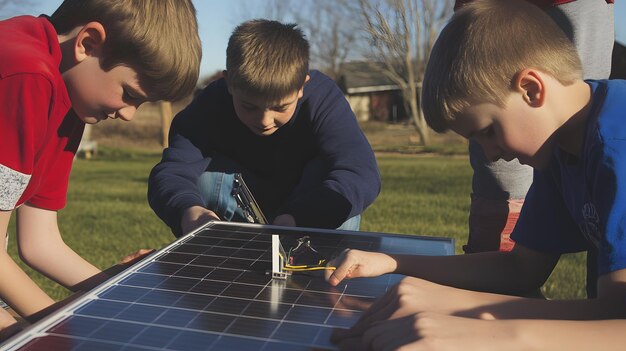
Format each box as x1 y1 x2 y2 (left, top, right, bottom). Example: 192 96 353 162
1 209 55 317
15 204 101 291
336 313 626 351
148 103 213 237
328 244 559 296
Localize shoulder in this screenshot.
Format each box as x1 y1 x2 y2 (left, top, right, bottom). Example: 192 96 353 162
302 70 343 99
0 16 61 81
588 80 626 142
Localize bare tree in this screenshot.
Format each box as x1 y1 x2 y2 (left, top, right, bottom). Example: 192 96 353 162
234 0 362 81
358 0 453 145
291 1 362 80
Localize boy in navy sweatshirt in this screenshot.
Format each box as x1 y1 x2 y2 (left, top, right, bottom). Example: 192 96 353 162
148 19 381 237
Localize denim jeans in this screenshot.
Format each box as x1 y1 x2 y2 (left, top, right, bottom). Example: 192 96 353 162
196 155 360 231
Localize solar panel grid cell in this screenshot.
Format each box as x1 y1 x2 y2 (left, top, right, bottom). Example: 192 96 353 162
3 222 453 351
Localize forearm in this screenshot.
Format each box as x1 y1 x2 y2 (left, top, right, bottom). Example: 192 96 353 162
0 250 54 317
22 239 101 291
508 319 626 350
392 250 550 295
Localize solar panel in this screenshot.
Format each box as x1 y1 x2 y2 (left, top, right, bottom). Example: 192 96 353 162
2 222 454 351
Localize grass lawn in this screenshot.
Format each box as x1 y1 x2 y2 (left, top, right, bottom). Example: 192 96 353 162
7 148 586 301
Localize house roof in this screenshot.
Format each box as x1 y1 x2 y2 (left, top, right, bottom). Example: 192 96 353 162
338 61 401 94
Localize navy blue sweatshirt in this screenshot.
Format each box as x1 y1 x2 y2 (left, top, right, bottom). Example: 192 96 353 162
148 70 381 236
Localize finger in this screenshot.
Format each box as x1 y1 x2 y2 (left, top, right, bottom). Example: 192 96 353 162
326 249 354 286
365 315 418 351
335 289 400 340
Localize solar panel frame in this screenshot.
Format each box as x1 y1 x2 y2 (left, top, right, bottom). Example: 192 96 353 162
1 222 454 351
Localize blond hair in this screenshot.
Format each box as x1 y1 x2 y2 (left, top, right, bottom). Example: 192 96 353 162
422 0 582 132
226 19 309 101
50 0 201 102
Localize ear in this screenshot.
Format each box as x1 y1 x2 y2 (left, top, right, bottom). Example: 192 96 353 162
297 74 310 99
514 69 545 107
73 22 106 63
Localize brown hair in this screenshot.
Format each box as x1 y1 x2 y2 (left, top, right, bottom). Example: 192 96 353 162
226 19 309 101
422 0 582 132
50 0 201 101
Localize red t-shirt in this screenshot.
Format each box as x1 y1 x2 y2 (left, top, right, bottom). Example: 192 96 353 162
0 16 84 211
454 0 614 10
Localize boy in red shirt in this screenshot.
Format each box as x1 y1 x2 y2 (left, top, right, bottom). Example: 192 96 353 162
0 0 201 336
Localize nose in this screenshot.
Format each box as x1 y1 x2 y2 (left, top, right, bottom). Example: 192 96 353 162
116 105 138 121
259 110 275 128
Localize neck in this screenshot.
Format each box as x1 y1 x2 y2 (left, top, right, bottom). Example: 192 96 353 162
554 80 592 158
57 28 80 74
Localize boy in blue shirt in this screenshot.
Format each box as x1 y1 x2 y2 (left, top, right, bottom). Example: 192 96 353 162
324 0 626 349
148 20 380 237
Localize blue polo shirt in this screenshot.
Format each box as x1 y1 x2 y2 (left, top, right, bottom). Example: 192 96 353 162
512 79 626 276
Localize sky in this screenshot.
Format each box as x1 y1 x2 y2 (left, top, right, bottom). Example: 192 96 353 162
3 0 626 80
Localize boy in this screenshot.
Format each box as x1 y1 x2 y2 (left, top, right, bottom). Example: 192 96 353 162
0 0 201 335
324 0 626 348
148 20 380 237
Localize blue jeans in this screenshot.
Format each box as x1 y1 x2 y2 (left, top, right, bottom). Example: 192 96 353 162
196 156 360 231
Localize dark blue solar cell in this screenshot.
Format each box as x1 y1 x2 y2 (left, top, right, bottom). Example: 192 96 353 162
131 326 181 348
139 262 182 275
119 273 168 289
226 317 279 338
167 330 219 351
211 335 267 351
186 312 235 333
204 297 249 315
158 276 201 292
174 293 214 310
205 268 242 282
75 300 127 318
100 286 149 303
271 322 319 343
242 301 291 320
116 304 164 323
220 283 263 299
154 309 198 328
90 320 145 343
49 315 102 337
326 309 362 328
137 289 185 306
284 305 332 324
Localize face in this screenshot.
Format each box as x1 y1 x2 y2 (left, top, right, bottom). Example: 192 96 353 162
449 94 558 169
229 87 304 136
64 58 149 124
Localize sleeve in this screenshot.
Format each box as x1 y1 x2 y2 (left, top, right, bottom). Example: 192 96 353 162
510 167 588 253
592 140 626 275
147 96 213 237
0 74 51 210
283 75 381 228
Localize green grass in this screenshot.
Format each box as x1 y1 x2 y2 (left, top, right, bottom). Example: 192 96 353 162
7 149 586 301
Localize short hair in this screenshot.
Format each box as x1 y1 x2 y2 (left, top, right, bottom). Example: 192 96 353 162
422 0 582 133
50 0 201 102
226 19 309 101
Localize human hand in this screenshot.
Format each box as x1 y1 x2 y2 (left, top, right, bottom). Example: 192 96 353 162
272 214 296 227
181 206 220 234
333 277 489 341
120 249 156 265
0 308 20 341
336 312 509 351
324 249 397 286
